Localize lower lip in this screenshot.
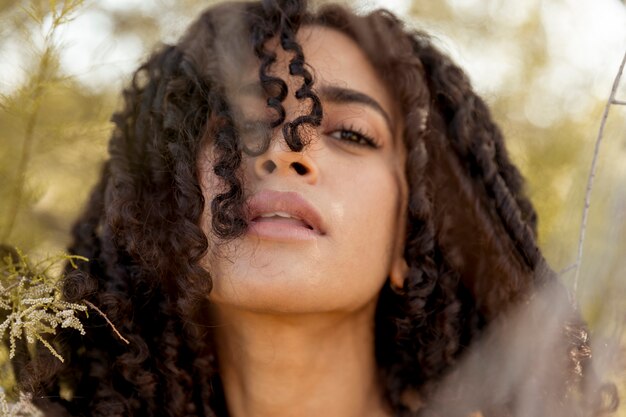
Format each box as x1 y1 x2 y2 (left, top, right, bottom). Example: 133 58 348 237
248 219 320 241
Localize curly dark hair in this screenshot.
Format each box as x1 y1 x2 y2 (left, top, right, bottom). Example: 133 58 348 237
10 1 617 416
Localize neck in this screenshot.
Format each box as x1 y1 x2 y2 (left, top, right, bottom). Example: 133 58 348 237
210 302 391 417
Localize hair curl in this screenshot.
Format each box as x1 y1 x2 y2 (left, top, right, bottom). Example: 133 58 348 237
11 1 617 416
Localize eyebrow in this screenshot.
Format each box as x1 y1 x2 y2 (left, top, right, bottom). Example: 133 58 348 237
237 82 394 135
317 85 394 135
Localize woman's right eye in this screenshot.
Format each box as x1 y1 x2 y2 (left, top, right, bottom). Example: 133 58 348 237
328 125 381 149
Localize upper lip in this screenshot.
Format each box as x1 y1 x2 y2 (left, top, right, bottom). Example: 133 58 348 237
247 190 326 235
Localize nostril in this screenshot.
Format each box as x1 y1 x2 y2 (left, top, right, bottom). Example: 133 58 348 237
262 160 277 174
291 161 308 175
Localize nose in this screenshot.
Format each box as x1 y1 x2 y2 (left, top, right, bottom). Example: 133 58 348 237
253 138 319 184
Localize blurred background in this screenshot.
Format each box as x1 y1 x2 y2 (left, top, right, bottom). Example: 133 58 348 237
0 0 625 412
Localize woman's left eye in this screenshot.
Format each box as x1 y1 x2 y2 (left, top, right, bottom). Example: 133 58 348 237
328 126 380 149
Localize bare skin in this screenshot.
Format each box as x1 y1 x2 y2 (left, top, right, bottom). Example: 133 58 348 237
211 304 391 417
200 26 408 417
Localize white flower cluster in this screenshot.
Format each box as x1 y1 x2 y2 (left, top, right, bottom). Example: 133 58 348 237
0 389 43 417
0 251 88 362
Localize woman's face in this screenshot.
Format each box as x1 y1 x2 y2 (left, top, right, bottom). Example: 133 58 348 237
199 25 408 314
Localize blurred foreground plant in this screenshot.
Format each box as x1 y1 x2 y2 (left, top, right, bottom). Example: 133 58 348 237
0 388 43 417
0 0 85 246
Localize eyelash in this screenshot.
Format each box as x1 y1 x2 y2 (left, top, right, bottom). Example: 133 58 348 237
329 124 381 149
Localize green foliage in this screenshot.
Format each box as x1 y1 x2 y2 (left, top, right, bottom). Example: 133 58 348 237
0 247 87 362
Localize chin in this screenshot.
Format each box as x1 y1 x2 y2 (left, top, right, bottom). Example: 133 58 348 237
209 271 384 316
205 241 387 315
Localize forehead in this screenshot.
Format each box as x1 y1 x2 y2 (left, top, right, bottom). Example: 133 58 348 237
233 25 401 139
291 25 397 119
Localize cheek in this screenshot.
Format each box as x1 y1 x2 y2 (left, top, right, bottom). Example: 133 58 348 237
328 163 402 286
337 159 400 233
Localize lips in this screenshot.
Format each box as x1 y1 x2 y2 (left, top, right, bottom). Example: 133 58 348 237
253 212 313 230
246 190 325 239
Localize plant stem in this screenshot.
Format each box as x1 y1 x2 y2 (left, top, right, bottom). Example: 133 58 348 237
0 38 52 243
83 300 130 345
573 50 626 295
1 0 84 243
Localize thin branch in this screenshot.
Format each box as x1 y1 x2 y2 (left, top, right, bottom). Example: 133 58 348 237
558 263 578 276
612 99 626 105
573 50 626 294
82 300 130 345
1 17 55 242
0 281 21 294
1 70 46 243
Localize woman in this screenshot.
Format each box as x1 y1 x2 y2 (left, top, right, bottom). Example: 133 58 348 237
13 1 616 416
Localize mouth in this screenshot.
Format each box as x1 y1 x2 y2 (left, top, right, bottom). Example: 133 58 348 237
251 212 315 230
246 191 325 241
